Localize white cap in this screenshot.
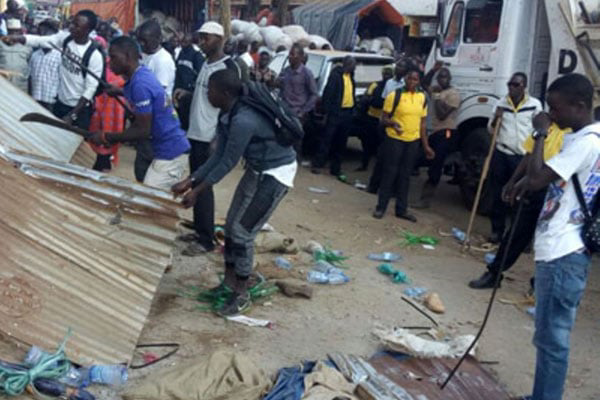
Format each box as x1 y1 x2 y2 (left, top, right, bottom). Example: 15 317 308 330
197 21 224 37
258 46 271 56
6 19 22 30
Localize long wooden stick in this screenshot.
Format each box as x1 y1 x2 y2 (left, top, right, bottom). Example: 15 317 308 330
20 113 92 139
462 116 502 251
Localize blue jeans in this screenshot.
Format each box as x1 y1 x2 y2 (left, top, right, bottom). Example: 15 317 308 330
532 251 590 400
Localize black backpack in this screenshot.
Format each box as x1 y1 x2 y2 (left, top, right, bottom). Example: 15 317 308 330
62 35 107 97
237 81 304 147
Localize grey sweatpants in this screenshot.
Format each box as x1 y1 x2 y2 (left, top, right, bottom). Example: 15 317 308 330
225 168 289 277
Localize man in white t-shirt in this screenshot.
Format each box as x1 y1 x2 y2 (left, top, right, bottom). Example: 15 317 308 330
173 21 240 256
2 9 103 130
508 73 600 400
133 19 177 182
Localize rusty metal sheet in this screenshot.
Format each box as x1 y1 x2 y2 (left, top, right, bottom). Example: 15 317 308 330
0 76 83 162
367 353 511 400
0 150 181 365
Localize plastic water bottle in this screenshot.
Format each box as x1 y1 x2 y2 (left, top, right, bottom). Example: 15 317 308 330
452 227 466 242
307 270 330 283
367 252 402 262
327 273 350 285
485 253 496 264
87 365 128 386
274 256 292 270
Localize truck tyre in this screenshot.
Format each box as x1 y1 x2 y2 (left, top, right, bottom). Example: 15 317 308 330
458 127 494 216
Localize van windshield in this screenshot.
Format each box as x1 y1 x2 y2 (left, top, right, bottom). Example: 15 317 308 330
441 2 464 57
464 0 502 43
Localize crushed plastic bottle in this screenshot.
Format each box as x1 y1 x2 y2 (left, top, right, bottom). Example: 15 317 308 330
485 253 496 264
307 270 329 283
403 287 428 298
313 260 344 275
452 227 466 242
367 252 402 262
25 346 83 388
87 365 128 386
307 262 349 285
274 256 292 270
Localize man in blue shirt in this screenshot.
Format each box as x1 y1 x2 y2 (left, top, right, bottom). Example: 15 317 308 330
88 36 190 191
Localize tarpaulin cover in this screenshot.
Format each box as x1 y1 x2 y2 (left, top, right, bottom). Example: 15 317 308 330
292 0 373 50
70 0 135 33
359 0 405 25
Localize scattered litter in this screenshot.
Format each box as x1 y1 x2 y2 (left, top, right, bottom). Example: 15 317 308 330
303 240 324 254
226 315 272 328
307 261 349 284
400 231 439 247
367 252 402 262
403 287 428 298
274 256 292 270
451 227 466 242
313 247 349 266
142 352 159 365
308 186 330 194
261 223 275 232
373 327 476 358
338 174 348 183
485 253 496 264
255 231 299 254
526 307 535 318
354 180 367 190
422 244 435 250
378 263 410 284
275 279 313 298
424 292 445 314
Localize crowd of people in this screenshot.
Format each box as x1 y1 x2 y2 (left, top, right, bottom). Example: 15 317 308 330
0 7 599 399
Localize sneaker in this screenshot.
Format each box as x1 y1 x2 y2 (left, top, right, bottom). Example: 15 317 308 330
182 242 214 256
372 209 385 219
395 212 417 223
216 292 251 317
468 271 503 289
178 233 199 243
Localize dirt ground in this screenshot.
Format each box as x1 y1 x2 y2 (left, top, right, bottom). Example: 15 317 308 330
9 143 600 399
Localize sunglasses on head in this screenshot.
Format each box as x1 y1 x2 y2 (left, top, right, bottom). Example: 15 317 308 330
507 82 521 87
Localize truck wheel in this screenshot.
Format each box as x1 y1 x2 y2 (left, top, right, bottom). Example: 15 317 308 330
458 127 494 216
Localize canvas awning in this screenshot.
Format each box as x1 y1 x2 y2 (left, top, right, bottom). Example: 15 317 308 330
358 0 405 25
70 0 136 33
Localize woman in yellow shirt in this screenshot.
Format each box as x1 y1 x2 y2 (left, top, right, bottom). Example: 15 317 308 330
373 69 435 222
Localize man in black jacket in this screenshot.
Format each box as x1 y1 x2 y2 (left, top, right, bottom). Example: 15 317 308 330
174 33 204 130
312 56 356 176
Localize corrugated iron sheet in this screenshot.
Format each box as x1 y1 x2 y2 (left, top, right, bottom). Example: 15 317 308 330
0 76 83 162
367 352 511 400
0 148 181 365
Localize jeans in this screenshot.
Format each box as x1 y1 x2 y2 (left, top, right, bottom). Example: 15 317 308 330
189 139 215 251
532 251 590 400
53 100 93 131
376 137 421 214
225 169 288 277
488 189 546 275
489 149 523 236
313 109 353 174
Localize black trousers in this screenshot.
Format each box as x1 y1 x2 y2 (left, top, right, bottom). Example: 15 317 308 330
313 109 353 174
134 140 154 183
376 137 421 214
189 139 215 251
488 189 546 275
489 149 523 236
357 115 382 168
53 100 93 131
425 129 456 186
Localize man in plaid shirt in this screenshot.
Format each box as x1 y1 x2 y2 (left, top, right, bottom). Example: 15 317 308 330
29 19 61 110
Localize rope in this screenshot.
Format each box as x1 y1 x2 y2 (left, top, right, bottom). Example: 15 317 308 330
0 330 72 396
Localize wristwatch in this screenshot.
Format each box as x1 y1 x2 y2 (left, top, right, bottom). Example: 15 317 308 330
532 130 547 140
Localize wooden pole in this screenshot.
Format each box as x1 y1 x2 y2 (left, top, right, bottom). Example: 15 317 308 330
462 117 502 252
220 0 231 38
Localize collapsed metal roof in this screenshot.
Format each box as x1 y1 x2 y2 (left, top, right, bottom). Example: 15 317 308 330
0 77 181 365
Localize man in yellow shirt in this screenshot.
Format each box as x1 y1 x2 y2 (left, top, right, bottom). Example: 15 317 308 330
469 123 567 289
312 56 356 176
373 68 435 222
357 66 393 171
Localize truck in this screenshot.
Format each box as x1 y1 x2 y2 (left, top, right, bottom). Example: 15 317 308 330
429 0 600 213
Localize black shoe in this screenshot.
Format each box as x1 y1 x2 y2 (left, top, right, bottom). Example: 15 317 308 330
488 232 502 244
469 271 503 289
372 209 384 219
216 292 251 317
395 212 417 223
